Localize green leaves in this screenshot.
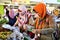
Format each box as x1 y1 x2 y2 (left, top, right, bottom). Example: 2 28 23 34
0 18 8 24
57 0 60 2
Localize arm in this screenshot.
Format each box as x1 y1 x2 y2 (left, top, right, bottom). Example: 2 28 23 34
35 18 39 29
24 15 27 24
13 19 18 27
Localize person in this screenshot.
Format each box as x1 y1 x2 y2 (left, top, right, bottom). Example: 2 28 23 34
52 9 59 24
14 5 28 32
52 9 59 40
4 6 17 26
8 7 17 26
2 6 24 40
4 5 7 16
33 2 46 29
31 2 47 40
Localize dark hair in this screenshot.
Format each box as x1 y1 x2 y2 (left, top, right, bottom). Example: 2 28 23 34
6 9 9 16
33 9 35 12
33 9 38 13
18 9 22 12
4 5 7 8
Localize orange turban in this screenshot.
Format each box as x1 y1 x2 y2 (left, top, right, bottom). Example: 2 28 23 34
33 3 46 19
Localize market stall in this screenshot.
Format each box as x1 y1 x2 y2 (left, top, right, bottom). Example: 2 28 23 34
0 0 60 40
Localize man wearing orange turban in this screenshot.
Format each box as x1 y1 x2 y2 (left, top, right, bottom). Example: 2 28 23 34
33 3 47 29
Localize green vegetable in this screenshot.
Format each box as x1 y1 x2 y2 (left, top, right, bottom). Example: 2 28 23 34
0 18 8 24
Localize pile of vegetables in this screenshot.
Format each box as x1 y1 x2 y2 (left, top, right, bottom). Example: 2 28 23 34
0 17 9 24
0 31 12 39
0 15 11 39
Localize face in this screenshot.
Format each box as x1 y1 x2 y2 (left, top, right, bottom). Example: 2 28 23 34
33 9 40 17
54 10 59 16
34 14 39 18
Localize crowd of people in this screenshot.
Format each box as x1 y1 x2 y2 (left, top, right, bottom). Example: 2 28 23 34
1 2 59 40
